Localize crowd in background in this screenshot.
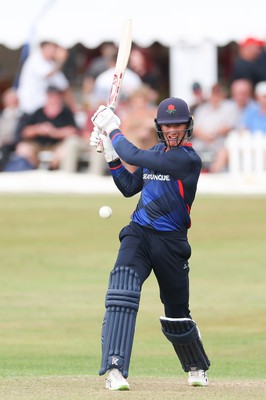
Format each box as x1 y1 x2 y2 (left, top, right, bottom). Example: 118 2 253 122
0 36 266 175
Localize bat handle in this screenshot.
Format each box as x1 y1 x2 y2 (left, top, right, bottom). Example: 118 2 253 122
96 140 104 153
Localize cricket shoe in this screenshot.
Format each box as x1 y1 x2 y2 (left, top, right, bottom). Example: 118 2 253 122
188 368 209 387
105 368 130 391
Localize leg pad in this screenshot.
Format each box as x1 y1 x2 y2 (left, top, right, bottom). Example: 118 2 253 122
100 266 141 378
160 317 210 372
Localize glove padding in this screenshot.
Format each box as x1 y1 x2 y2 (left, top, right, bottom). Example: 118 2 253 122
90 126 102 148
99 133 119 162
90 126 118 162
91 105 121 135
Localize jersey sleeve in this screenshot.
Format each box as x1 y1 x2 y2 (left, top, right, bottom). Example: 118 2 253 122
110 130 193 180
108 159 144 197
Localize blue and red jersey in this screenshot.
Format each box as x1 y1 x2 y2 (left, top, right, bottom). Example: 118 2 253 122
108 130 202 233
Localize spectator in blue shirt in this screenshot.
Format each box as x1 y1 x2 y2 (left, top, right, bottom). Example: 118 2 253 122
242 81 266 133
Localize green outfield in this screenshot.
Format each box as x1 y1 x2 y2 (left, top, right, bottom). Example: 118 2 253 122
0 194 265 399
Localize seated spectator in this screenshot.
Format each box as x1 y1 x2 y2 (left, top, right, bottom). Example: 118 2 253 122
192 83 239 172
120 85 158 149
241 81 266 133
189 82 207 114
0 88 21 171
229 79 257 128
14 86 83 172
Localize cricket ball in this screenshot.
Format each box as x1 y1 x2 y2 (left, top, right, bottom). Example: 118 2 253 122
99 206 113 219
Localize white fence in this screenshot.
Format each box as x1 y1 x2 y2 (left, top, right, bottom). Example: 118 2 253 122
226 130 266 175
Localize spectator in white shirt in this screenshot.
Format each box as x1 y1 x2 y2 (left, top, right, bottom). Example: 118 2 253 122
16 41 77 140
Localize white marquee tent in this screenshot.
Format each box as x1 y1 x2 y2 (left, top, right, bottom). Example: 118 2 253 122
0 0 266 100
1 0 266 49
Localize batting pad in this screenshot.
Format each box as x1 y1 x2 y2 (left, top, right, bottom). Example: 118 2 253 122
160 317 210 372
99 266 141 378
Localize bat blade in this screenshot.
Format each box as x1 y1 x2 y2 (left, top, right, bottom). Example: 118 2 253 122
107 19 132 110
97 19 132 152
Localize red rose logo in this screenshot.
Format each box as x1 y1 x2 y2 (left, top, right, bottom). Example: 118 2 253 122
166 104 176 114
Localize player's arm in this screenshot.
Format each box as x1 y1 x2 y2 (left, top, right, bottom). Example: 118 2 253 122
111 131 194 179
108 159 144 197
91 106 192 179
90 126 143 197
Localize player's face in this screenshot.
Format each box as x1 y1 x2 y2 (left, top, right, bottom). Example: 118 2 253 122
161 123 188 147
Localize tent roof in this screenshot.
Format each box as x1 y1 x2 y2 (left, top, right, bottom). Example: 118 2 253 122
1 0 266 49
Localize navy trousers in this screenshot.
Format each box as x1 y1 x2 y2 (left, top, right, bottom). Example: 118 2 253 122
114 221 191 318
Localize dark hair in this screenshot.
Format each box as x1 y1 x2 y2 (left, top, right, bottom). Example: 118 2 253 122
46 85 63 94
40 41 58 48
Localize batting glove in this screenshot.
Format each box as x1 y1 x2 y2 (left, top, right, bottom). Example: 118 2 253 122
99 133 119 162
90 126 102 148
91 105 121 135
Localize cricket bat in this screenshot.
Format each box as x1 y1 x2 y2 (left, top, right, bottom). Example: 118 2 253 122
96 19 132 152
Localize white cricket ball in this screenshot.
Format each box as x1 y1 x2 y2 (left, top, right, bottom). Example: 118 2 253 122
99 206 113 219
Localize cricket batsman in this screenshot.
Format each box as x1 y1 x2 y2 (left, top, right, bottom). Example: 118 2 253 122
90 97 211 390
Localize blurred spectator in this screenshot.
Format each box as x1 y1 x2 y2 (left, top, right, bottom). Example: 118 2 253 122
241 81 266 133
82 42 118 109
128 47 160 104
92 52 142 107
119 85 158 172
16 41 78 137
231 37 263 87
229 79 257 128
192 83 239 172
13 86 82 172
189 82 207 114
0 88 21 170
120 85 158 149
254 38 266 82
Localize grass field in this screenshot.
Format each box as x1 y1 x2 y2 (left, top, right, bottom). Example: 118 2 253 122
0 193 265 399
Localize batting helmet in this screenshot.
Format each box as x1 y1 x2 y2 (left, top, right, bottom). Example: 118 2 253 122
154 97 194 146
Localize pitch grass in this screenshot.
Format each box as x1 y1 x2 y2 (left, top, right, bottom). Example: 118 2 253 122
0 193 265 399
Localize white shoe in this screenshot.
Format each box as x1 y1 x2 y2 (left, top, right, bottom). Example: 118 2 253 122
188 369 209 387
105 368 130 391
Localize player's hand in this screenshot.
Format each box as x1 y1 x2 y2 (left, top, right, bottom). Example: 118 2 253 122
89 126 102 148
91 105 121 135
99 132 119 162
